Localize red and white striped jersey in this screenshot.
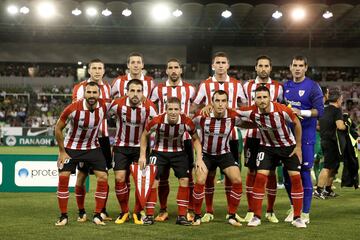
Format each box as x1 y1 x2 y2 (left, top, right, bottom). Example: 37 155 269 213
145 113 196 152
193 75 246 108
238 102 297 147
243 77 284 139
72 79 111 137
111 73 155 99
193 109 242 155
59 99 109 150
109 96 157 147
193 75 245 140
72 79 112 102
150 80 196 115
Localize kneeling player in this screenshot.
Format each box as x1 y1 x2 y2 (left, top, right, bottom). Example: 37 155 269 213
138 97 203 225
55 82 109 226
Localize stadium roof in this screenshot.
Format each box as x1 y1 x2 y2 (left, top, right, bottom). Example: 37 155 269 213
0 0 359 47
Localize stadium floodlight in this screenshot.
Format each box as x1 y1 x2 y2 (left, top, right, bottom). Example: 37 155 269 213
272 10 283 19
77 61 82 65
151 4 170 22
7 5 19 15
291 7 306 21
37 2 56 18
322 10 333 19
86 7 98 17
101 8 112 17
122 8 132 17
19 6 30 14
221 10 232 18
72 8 82 16
172 9 182 17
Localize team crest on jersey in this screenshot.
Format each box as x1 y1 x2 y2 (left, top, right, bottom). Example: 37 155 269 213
298 90 305 97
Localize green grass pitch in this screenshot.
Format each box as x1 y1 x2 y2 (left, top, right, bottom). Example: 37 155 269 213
0 146 359 240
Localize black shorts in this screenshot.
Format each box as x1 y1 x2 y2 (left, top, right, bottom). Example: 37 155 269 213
99 137 113 170
256 145 301 171
203 152 239 172
321 140 341 170
184 139 194 170
61 148 107 173
244 137 260 169
113 146 140 171
149 150 189 180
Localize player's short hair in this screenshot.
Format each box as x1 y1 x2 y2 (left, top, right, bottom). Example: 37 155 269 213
166 97 181 109
85 81 100 91
254 85 270 95
328 88 342 103
167 58 182 66
127 52 143 64
88 58 104 68
212 90 229 102
255 55 272 67
212 52 229 63
291 55 308 66
126 79 143 91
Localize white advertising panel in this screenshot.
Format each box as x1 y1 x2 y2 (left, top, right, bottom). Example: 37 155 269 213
15 161 77 187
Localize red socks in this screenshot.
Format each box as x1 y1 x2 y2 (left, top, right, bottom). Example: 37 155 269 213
228 183 243 215
57 175 70 214
115 181 129 213
177 186 189 216
158 168 170 210
188 173 194 211
75 184 86 210
290 174 304 218
193 183 205 215
146 188 157 216
95 180 108 213
205 175 215 213
266 174 277 212
246 173 255 212
252 173 267 218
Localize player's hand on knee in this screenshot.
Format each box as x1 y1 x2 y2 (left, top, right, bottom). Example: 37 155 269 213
289 146 302 164
195 160 207 174
57 151 70 169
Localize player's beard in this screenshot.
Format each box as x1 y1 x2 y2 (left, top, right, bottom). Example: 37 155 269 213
86 98 97 109
130 96 140 106
170 74 179 83
258 71 269 80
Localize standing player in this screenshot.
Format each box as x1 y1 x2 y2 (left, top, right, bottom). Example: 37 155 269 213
239 86 306 228
150 58 196 222
111 52 155 99
242 55 283 223
283 55 324 224
72 59 112 222
55 82 109 226
109 79 157 225
192 52 246 223
192 90 253 226
138 97 203 226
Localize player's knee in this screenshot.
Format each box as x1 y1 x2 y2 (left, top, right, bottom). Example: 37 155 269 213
179 177 189 187
114 171 126 182
230 176 242 184
195 173 207 185
96 172 108 182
